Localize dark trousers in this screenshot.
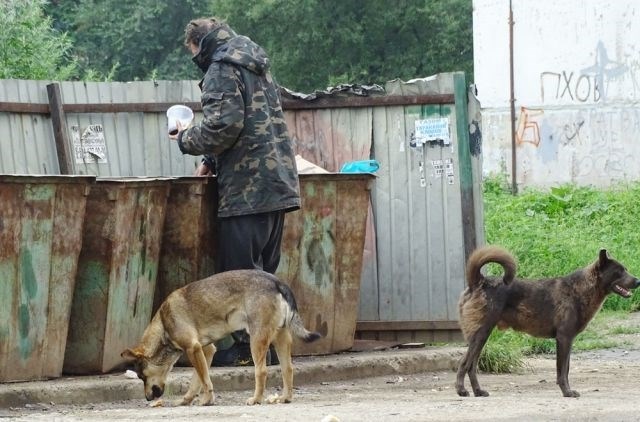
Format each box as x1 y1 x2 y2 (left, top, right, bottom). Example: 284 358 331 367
214 210 286 348
215 210 286 274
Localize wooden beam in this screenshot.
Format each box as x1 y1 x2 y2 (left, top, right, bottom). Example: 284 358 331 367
63 102 202 113
47 83 73 174
282 94 455 110
356 320 460 331
0 101 203 114
0 102 50 113
0 94 454 115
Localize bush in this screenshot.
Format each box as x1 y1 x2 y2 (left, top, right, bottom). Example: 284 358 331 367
0 0 76 79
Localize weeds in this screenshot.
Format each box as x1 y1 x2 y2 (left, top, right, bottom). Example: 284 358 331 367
609 326 640 335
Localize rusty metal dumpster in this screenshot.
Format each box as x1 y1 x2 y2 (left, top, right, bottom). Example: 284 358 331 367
0 175 94 382
63 177 170 374
153 177 217 314
277 173 374 355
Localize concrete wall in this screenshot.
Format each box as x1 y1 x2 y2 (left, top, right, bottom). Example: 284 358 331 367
474 0 640 187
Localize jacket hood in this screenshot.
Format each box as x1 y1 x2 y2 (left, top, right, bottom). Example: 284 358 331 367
192 23 269 75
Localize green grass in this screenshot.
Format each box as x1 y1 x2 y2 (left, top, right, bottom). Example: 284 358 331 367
479 312 621 373
477 176 640 373
609 326 640 335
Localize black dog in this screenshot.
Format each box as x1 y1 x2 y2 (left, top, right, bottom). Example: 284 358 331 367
456 245 640 397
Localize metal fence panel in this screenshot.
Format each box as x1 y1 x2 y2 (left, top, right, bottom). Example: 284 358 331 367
0 80 58 174
57 81 202 177
0 74 483 338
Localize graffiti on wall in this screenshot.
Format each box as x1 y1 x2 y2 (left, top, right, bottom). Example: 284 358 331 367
517 38 640 182
540 71 602 103
516 107 544 146
512 105 640 181
540 41 634 103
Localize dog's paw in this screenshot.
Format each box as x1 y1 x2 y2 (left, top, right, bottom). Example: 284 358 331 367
456 388 470 397
266 394 291 404
562 389 580 398
246 396 262 405
473 389 490 397
197 392 215 406
175 395 195 406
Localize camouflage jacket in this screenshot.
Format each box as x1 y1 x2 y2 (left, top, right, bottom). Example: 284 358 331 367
178 23 300 218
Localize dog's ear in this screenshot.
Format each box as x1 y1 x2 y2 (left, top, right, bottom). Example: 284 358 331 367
598 249 609 266
121 348 143 361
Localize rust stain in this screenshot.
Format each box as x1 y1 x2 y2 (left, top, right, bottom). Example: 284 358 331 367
0 176 92 382
65 178 170 375
277 174 373 355
153 178 217 315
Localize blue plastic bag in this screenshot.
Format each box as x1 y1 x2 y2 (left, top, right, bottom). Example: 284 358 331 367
339 159 380 174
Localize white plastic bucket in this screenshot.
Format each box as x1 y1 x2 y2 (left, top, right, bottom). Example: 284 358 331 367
166 105 194 135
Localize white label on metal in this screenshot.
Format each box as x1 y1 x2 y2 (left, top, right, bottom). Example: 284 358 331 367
431 159 444 178
72 124 108 164
445 158 454 176
414 117 450 145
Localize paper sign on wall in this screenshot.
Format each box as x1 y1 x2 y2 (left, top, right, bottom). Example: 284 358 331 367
71 124 108 164
414 117 451 145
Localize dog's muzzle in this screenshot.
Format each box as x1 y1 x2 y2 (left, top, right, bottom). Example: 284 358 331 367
151 385 164 399
635 278 640 288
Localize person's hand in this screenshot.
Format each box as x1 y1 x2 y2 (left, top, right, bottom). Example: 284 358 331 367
195 162 212 176
168 120 186 141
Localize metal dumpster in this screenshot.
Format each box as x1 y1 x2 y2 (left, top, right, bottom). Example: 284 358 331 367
153 177 217 314
277 173 374 355
0 175 94 382
63 178 170 374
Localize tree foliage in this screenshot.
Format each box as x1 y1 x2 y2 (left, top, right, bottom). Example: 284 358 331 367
212 0 473 92
0 0 76 80
39 0 472 91
45 0 210 81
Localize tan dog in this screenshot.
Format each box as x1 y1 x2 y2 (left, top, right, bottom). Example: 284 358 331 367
121 270 321 406
456 246 640 398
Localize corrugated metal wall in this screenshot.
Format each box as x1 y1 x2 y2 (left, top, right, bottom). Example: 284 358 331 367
64 81 202 177
0 80 203 176
0 80 58 174
284 73 485 342
371 74 484 327
0 74 483 340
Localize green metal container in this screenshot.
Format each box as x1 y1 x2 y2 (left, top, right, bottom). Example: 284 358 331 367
153 177 217 314
277 173 374 355
0 175 94 382
63 178 170 374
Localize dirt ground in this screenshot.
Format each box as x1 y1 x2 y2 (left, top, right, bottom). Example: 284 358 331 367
4 314 640 421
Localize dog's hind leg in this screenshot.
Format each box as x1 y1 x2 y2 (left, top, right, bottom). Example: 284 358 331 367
469 353 488 397
556 334 579 397
246 333 271 405
267 329 294 404
456 325 493 397
455 350 473 396
177 343 216 406
185 342 216 405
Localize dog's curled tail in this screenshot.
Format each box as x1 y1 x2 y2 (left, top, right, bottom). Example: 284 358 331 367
466 245 516 290
275 279 323 343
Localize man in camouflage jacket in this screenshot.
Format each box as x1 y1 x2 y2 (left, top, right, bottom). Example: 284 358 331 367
176 17 300 274
173 18 301 366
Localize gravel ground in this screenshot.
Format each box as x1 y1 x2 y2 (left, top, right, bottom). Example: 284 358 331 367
4 314 640 421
